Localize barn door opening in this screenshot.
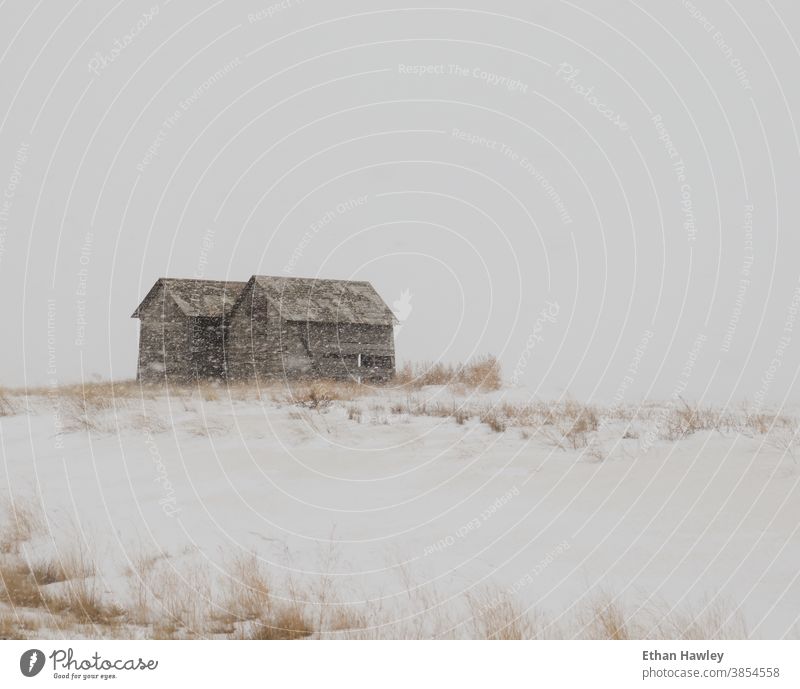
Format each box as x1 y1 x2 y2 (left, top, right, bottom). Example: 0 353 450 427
361 355 393 382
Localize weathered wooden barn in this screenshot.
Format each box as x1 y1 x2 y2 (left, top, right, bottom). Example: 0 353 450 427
131 278 245 382
132 275 397 383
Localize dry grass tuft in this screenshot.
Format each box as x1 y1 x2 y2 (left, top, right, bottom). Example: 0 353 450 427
574 594 749 640
1 550 122 627
13 380 163 434
395 355 502 391
53 381 158 431
146 562 212 634
0 388 18 417
125 551 161 626
459 355 503 391
0 560 50 608
395 361 448 387
51 578 125 626
742 411 775 435
128 412 169 434
468 591 542 639
221 554 273 623
29 560 68 586
150 622 180 640
453 406 470 425
0 500 43 555
249 605 314 640
480 410 507 433
324 606 371 638
654 598 749 640
0 613 25 639
288 381 336 409
582 597 630 640
661 400 726 441
543 400 600 450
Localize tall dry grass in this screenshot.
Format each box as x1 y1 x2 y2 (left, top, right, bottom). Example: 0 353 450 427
0 612 25 639
1 555 123 627
0 528 759 641
0 500 125 632
574 594 749 641
4 372 796 448
0 500 43 555
0 387 17 417
540 400 600 449
467 591 545 640
6 375 800 462
395 355 502 391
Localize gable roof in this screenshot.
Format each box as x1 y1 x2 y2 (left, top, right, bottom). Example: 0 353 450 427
131 278 247 318
250 275 397 325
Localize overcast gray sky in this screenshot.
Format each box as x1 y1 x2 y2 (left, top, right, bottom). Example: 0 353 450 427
2 0 799 406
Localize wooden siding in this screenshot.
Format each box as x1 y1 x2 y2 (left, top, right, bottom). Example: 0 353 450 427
136 289 193 383
134 276 396 383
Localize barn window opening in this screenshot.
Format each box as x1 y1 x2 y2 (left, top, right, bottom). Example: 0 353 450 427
362 355 392 369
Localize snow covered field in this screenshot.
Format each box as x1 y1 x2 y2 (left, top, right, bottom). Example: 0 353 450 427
0 381 798 639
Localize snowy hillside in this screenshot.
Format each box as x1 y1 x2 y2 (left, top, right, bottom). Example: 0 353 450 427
0 381 798 639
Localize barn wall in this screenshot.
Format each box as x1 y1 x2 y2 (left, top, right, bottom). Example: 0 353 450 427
191 317 227 379
226 297 395 382
359 323 396 382
224 282 257 380
274 320 312 377
225 282 286 381
136 292 193 383
305 322 395 381
305 323 394 349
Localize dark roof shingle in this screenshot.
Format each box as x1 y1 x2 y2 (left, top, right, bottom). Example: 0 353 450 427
253 276 397 325
132 278 247 318
133 275 396 325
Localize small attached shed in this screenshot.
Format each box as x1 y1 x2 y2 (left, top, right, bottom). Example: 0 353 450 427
131 278 245 383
